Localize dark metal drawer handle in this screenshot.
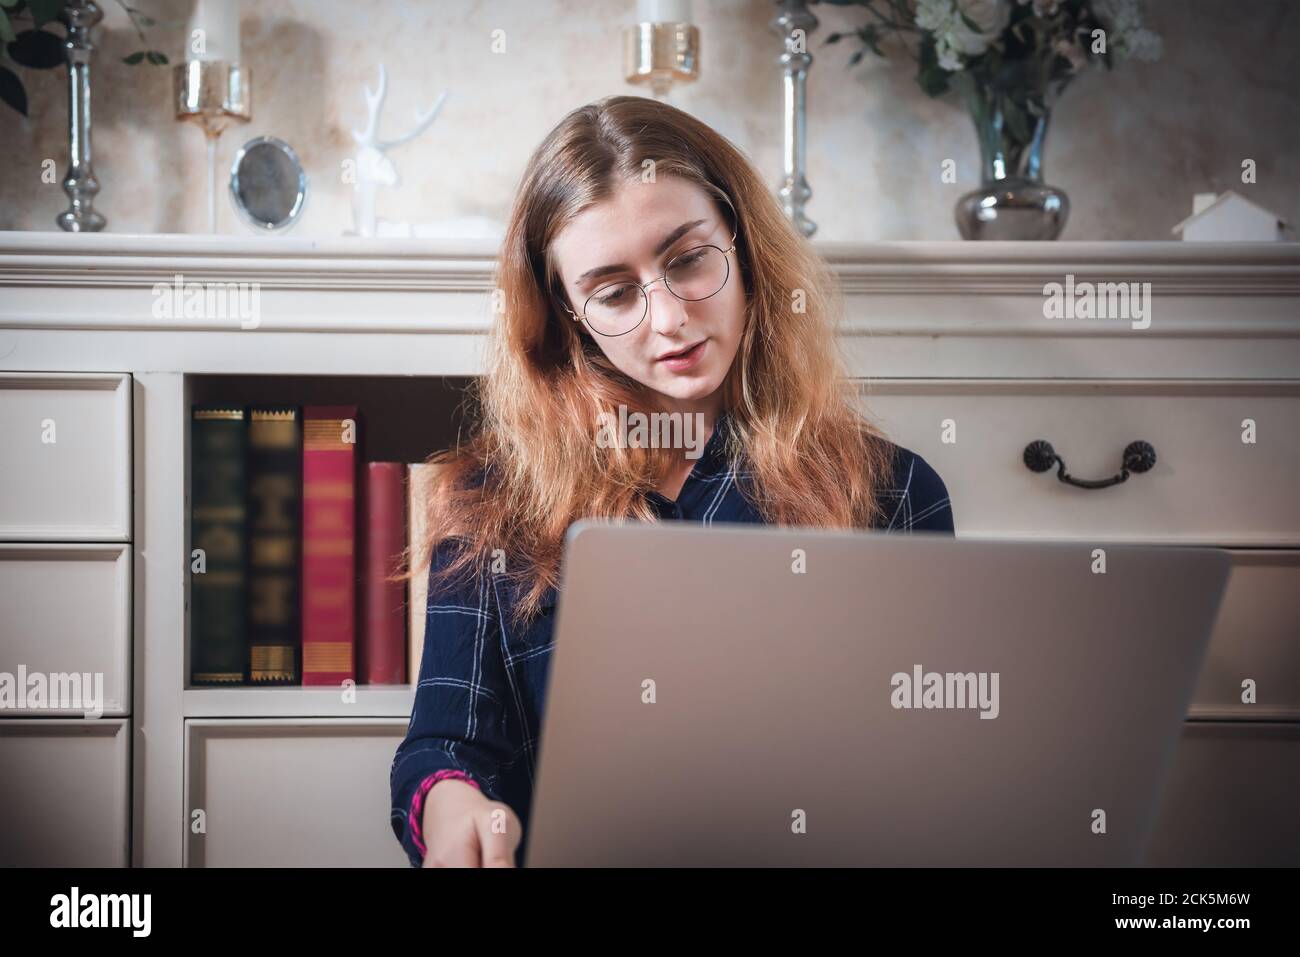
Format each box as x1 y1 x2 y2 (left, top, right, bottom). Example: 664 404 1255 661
1023 439 1157 490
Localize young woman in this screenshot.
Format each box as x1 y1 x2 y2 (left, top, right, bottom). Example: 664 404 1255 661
391 95 954 868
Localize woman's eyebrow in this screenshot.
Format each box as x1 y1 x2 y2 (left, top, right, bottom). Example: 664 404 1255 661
573 218 709 287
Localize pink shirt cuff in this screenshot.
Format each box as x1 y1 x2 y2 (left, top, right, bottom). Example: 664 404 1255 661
409 769 481 860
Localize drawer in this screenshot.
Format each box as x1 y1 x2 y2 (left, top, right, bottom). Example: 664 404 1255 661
184 719 409 867
0 718 130 867
1191 551 1300 719
0 544 130 716
1143 722 1299 866
0 373 131 541
861 380 1300 544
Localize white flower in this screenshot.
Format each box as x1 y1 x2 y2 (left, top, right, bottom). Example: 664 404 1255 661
1093 0 1163 61
935 40 963 71
916 0 954 32
916 0 1011 70
957 0 1012 39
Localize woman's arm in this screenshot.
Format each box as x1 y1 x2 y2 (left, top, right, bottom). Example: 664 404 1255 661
389 536 517 867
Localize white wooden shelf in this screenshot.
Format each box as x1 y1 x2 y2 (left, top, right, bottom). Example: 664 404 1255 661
183 687 416 719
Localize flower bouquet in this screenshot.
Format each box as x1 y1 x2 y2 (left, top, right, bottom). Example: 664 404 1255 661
824 0 1162 238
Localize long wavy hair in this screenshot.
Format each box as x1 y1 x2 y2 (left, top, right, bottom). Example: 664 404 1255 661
410 94 897 626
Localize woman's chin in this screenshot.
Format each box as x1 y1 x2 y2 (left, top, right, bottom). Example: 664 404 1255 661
649 373 722 404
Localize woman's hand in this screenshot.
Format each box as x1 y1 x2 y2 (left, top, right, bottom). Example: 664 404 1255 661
420 778 523 867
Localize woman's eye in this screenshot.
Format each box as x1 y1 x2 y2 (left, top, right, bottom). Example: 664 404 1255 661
671 249 706 271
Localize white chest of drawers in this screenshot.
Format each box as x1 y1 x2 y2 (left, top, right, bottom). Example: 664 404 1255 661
0 234 1295 867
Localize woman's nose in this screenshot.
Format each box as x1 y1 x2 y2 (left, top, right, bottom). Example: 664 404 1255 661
645 280 687 335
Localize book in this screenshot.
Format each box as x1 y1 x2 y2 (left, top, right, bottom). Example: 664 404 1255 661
406 461 440 684
191 407 248 685
301 406 358 687
247 408 301 684
359 462 407 685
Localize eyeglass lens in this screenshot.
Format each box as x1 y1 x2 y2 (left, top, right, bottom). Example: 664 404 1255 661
582 244 730 336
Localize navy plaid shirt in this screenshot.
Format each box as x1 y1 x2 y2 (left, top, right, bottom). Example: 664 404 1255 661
390 414 955 867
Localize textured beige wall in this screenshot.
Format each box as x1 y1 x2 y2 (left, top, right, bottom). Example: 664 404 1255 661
0 0 1295 239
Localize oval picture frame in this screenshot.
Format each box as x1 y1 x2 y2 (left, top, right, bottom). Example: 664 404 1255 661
228 135 309 233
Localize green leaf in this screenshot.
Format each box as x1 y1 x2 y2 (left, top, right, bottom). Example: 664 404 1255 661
8 27 65 68
122 50 144 64
959 12 983 34
0 63 26 116
0 9 14 45
917 34 951 97
145 50 166 64
0 0 20 10
28 0 65 30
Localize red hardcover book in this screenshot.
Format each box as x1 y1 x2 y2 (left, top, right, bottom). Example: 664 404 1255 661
301 406 358 686
359 462 408 685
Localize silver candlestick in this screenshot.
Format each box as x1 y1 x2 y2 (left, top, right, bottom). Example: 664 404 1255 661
57 0 106 232
770 0 818 238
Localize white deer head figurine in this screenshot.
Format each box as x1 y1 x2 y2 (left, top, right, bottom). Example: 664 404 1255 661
350 64 447 237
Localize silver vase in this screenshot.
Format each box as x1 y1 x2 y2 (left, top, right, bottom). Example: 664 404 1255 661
954 79 1068 241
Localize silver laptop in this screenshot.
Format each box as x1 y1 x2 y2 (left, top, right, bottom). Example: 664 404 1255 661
524 521 1231 867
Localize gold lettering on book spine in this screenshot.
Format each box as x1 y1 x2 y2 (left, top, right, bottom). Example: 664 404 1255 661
250 645 296 681
304 418 352 452
303 642 353 672
249 409 298 448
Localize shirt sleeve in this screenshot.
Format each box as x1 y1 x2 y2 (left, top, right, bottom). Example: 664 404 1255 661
892 448 956 535
390 536 515 868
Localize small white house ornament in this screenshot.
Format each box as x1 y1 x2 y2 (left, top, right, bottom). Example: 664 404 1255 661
1171 190 1287 242
349 64 447 238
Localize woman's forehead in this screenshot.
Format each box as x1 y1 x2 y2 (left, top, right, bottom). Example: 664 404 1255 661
552 178 716 276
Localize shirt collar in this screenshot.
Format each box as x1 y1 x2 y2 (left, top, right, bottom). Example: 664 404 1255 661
642 409 736 513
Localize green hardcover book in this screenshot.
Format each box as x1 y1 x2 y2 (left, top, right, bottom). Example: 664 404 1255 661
191 407 248 685
247 408 301 684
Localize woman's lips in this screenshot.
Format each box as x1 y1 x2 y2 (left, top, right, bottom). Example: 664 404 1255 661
657 339 707 371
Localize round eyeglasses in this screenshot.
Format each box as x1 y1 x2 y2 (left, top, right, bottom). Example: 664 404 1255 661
563 231 737 337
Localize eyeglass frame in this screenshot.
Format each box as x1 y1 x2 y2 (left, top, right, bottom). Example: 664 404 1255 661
560 197 739 338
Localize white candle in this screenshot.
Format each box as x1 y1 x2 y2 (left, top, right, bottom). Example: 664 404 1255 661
186 0 241 63
637 0 692 24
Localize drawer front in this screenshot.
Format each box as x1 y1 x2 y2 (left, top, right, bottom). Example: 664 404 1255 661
0 373 131 541
1143 722 1300 867
861 380 1300 544
184 719 410 867
0 544 131 716
0 718 130 867
1191 551 1300 719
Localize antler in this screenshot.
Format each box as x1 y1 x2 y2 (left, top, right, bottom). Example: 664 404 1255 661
378 90 448 151
351 64 389 145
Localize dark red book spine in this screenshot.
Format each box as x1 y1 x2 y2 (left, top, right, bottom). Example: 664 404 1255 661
301 406 358 686
359 462 408 685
